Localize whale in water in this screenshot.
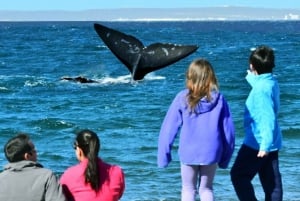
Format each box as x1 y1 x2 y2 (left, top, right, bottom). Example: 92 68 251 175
94 23 199 81
60 76 98 83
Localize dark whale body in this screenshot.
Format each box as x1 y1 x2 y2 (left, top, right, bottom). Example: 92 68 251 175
61 76 97 83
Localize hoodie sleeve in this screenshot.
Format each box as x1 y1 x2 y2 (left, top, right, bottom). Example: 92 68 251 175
157 94 183 168
218 97 235 169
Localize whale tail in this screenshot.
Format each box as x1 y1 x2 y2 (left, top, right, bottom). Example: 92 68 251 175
94 23 199 80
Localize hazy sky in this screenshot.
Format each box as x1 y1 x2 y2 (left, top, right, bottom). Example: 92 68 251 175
1 0 300 11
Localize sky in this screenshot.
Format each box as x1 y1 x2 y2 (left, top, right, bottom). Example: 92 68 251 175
1 0 300 11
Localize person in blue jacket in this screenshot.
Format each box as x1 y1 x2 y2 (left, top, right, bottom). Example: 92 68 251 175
230 45 283 201
157 58 235 201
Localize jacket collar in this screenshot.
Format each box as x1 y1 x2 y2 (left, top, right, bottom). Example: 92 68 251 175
246 72 273 87
4 160 43 171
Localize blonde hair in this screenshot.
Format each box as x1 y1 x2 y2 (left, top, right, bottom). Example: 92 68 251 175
186 58 219 113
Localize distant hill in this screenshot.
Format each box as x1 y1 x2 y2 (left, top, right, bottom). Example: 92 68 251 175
0 7 300 21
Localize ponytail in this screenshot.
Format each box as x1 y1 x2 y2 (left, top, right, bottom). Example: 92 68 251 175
76 129 101 192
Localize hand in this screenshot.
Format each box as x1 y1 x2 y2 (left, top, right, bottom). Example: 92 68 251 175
257 150 269 158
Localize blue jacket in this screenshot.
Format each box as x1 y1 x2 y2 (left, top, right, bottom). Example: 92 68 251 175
244 73 282 151
157 89 235 169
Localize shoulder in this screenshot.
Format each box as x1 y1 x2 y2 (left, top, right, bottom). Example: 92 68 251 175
38 167 56 175
256 74 277 91
28 166 59 185
60 163 83 180
99 159 124 176
253 82 273 98
28 162 56 177
172 89 188 104
176 89 188 98
217 92 228 103
109 165 125 182
62 165 77 175
110 165 124 176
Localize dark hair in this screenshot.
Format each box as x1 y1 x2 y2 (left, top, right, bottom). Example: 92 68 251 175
75 129 100 192
4 134 33 162
249 45 275 74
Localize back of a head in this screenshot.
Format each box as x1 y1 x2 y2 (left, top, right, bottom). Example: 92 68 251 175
76 129 100 156
249 45 275 74
186 58 218 92
186 58 219 112
4 134 32 162
76 129 101 191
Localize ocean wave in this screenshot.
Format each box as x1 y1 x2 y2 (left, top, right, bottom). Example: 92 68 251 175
24 79 47 87
29 118 75 130
0 86 9 91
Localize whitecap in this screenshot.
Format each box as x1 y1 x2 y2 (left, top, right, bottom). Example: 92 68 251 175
0 86 8 90
24 79 46 87
98 74 132 84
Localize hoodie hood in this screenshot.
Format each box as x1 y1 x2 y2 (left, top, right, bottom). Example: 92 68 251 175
180 89 220 114
195 90 220 113
4 160 43 172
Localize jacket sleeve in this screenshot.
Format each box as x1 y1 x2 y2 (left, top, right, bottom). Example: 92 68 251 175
45 171 67 201
157 94 182 168
109 165 125 200
218 98 235 169
251 88 276 151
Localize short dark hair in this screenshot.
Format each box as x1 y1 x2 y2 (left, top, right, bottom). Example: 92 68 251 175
4 134 33 162
249 45 275 74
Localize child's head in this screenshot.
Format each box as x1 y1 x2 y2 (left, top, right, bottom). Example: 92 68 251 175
249 45 275 74
186 58 218 111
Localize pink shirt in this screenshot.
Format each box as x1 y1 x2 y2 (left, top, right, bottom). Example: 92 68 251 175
60 158 125 201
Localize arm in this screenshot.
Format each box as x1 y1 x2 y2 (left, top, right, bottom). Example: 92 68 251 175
252 88 276 153
59 171 74 201
219 98 235 169
109 166 125 200
45 172 67 201
157 95 182 168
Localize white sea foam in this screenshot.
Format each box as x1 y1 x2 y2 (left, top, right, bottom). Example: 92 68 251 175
98 74 132 84
0 86 8 91
144 73 165 80
24 80 46 87
96 73 165 84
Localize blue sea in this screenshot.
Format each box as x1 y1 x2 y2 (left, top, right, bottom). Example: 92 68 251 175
0 21 299 200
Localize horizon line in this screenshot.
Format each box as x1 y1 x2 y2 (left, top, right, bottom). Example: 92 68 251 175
1 6 300 11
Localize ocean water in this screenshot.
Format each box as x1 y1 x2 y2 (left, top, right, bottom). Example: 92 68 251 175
0 21 299 200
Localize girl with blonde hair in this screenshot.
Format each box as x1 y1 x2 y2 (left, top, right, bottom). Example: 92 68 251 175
158 58 235 201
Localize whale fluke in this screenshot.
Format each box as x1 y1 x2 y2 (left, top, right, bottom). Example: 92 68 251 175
94 23 199 80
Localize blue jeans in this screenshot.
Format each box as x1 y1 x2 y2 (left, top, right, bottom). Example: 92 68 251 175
181 163 217 201
230 144 283 201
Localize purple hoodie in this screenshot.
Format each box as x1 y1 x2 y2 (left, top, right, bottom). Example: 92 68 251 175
157 89 235 169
